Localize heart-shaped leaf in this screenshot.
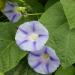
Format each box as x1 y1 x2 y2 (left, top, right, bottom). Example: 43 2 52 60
0 22 27 72
39 1 75 67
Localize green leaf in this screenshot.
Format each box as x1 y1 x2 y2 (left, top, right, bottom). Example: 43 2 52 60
40 2 66 33
60 0 75 29
0 22 27 72
40 2 75 67
0 72 4 75
5 57 43 75
50 23 75 67
24 0 44 13
55 66 75 75
45 0 59 9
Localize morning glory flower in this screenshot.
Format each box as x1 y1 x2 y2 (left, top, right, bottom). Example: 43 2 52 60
28 46 60 74
2 1 22 23
15 21 49 51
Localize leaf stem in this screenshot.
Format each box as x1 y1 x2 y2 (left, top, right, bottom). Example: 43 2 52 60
23 13 43 17
27 13 42 16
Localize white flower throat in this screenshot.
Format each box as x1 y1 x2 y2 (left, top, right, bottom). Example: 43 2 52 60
28 33 38 41
42 54 50 59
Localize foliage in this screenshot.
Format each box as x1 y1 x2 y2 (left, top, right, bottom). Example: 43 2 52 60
0 0 75 75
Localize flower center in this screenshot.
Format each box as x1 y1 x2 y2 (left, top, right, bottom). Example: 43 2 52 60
41 54 50 64
42 54 50 59
15 7 26 13
28 33 38 41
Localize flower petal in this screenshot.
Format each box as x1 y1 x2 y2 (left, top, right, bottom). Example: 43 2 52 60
15 28 28 43
46 59 60 73
2 1 14 11
30 52 40 57
47 47 60 61
28 52 47 74
18 41 36 51
18 22 33 33
32 21 49 35
28 46 60 74
28 53 40 67
35 35 49 50
15 21 49 51
11 13 22 23
7 1 18 7
2 1 21 23
4 13 21 23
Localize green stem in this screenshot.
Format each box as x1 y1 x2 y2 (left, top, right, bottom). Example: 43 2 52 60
27 13 42 16
23 13 43 17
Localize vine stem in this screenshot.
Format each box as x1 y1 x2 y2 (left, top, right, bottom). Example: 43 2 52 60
27 13 42 16
24 13 43 17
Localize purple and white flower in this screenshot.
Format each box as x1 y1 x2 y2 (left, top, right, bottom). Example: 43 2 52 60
28 46 60 74
2 1 22 23
15 21 49 51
